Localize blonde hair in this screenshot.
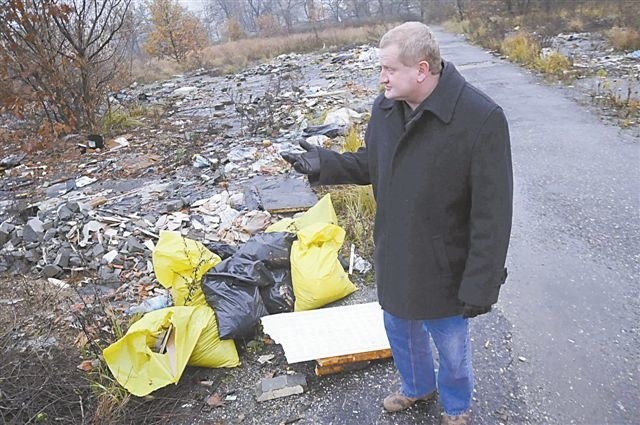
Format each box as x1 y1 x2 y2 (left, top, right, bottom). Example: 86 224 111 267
380 22 442 75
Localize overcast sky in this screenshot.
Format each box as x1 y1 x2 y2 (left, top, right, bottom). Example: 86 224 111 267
178 0 205 12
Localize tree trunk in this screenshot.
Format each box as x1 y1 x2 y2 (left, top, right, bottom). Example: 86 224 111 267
456 0 465 20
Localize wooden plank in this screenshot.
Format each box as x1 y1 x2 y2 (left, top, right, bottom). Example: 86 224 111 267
316 349 392 367
315 349 392 376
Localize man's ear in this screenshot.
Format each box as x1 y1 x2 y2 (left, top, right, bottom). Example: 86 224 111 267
417 60 430 82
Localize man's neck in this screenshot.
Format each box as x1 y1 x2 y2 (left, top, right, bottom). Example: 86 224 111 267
407 73 440 110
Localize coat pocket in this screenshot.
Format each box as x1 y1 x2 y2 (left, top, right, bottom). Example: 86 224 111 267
431 235 452 276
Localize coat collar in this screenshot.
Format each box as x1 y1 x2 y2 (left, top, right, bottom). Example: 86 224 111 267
378 60 466 124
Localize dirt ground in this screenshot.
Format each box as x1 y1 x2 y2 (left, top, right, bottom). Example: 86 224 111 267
0 271 527 425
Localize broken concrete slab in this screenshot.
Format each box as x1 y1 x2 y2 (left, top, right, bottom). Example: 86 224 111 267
255 374 307 402
243 175 317 214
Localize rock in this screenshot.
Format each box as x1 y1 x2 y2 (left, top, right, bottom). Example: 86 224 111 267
172 86 198 97
42 264 62 278
25 250 41 263
93 243 105 257
23 218 45 243
0 222 15 245
66 201 81 212
98 267 116 282
0 153 26 170
302 123 347 138
102 250 119 264
69 256 83 267
126 236 146 254
54 250 71 268
162 199 185 213
43 228 58 241
255 374 307 402
57 204 74 220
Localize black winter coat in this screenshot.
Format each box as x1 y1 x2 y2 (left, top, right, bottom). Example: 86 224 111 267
312 61 513 319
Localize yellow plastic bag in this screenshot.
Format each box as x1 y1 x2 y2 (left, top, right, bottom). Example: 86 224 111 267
103 306 239 397
291 222 357 311
153 231 221 306
266 193 338 233
190 306 240 368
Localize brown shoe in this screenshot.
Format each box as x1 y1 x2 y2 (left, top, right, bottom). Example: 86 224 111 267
440 410 471 425
383 391 436 412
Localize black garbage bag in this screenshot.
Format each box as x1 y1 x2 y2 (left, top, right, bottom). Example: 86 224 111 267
260 268 295 314
202 276 269 339
211 256 274 287
203 231 297 338
235 232 296 268
207 242 238 260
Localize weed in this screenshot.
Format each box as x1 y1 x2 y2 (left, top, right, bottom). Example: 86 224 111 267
142 104 167 126
607 27 640 51
501 32 540 66
90 360 131 424
343 126 364 153
442 19 469 35
175 147 187 162
534 51 572 76
325 185 376 261
100 108 142 134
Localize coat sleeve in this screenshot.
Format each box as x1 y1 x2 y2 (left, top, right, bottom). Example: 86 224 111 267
458 107 513 307
309 145 371 186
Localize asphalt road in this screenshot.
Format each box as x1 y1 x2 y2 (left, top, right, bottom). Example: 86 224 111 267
432 29 639 425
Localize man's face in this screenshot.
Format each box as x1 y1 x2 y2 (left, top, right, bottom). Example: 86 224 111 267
379 44 420 103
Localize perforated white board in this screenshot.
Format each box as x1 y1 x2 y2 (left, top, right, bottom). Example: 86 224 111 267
260 302 390 364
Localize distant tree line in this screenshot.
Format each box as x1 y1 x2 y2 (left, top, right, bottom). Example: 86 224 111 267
0 0 635 133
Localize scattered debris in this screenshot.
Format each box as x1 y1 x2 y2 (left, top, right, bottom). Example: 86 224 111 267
255 373 307 402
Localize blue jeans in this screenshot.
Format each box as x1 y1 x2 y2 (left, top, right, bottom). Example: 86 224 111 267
383 311 473 415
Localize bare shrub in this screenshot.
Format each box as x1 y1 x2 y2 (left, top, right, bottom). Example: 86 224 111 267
0 0 133 131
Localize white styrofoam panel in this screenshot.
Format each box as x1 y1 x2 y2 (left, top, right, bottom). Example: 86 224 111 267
260 302 390 364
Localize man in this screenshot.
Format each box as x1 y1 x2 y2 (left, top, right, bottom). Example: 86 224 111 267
282 22 512 425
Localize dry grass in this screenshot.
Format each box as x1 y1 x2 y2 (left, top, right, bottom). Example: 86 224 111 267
534 51 572 76
607 27 640 51
131 24 390 81
500 32 571 76
501 32 540 65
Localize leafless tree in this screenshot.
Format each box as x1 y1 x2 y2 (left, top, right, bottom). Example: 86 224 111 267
0 0 133 131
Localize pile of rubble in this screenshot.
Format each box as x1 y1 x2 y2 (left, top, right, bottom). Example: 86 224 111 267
0 45 381 296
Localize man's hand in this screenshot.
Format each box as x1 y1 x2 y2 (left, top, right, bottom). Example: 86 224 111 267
281 140 321 176
462 303 491 319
